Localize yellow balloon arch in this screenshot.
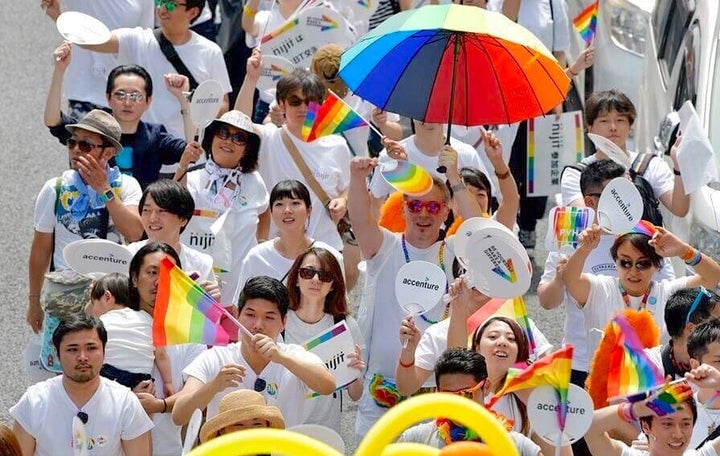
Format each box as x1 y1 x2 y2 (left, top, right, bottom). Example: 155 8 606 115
188 393 519 456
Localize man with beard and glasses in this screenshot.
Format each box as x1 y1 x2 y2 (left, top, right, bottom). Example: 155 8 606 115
10 314 153 456
172 276 335 428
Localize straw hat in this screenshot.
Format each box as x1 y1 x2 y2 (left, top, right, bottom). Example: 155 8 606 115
199 390 285 443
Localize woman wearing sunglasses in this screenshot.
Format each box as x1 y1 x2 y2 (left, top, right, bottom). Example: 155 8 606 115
180 110 269 307
283 246 365 433
564 222 720 347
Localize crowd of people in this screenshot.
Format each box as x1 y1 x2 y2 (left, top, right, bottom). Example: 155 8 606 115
8 0 720 455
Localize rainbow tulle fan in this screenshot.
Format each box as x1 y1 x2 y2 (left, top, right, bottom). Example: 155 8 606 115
379 159 433 197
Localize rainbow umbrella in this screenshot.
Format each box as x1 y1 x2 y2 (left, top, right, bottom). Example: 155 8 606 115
339 4 570 134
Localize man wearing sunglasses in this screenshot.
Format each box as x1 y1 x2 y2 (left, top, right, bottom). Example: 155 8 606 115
75 0 232 140
10 314 154 455
348 144 485 438
27 110 144 335
397 348 541 455
173 276 335 429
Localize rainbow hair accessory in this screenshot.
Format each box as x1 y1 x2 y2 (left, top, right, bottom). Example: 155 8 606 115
621 220 658 238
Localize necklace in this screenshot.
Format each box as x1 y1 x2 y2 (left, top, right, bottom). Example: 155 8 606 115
618 282 655 309
401 234 449 324
702 401 720 435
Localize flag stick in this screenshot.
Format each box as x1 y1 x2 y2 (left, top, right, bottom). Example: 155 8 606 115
215 305 254 339
327 89 385 138
255 0 278 52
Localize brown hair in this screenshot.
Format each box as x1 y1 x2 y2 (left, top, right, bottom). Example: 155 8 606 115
286 247 348 318
0 425 23 456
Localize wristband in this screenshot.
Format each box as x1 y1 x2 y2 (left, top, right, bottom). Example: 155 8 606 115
398 358 414 368
567 67 579 77
687 250 702 267
243 4 257 17
617 402 636 423
681 246 696 262
495 169 511 180
161 398 167 413
180 108 189 116
673 168 682 176
28 293 40 298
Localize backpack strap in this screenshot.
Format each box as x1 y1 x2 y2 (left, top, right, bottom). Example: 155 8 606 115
50 176 62 272
631 153 656 176
153 28 199 90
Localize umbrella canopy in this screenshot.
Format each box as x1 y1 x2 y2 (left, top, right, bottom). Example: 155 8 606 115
338 4 571 126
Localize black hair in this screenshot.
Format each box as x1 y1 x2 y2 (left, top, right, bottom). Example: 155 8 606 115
185 0 207 22
434 347 488 386
446 167 493 201
665 287 720 338
106 64 153 98
585 89 637 127
238 276 290 319
202 120 260 173
52 314 108 354
138 179 195 233
610 233 663 269
579 159 626 196
687 319 720 361
276 68 326 105
128 242 182 306
269 180 312 209
90 272 135 311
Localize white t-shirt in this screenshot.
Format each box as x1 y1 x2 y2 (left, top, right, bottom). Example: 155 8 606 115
62 0 154 107
487 0 570 53
284 312 365 433
488 393 525 433
621 444 718 456
539 235 675 371
182 168 269 305
369 135 488 199
34 170 142 271
245 8 289 49
355 230 455 436
560 152 675 207
583 275 690 346
235 238 343 301
151 343 207 456
126 240 215 283
414 316 552 387
115 27 232 139
182 341 326 427
9 376 153 456
100 307 154 375
256 124 352 250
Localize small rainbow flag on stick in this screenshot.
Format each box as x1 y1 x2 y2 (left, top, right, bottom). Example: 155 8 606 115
573 1 599 46
607 314 665 401
153 258 246 346
302 90 374 142
513 297 538 360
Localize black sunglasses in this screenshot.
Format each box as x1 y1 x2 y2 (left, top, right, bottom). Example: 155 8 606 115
254 377 267 393
298 267 333 283
67 138 108 153
215 126 248 146
77 411 89 424
286 96 320 107
618 258 653 271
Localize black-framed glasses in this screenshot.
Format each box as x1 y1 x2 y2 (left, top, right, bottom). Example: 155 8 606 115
77 411 89 424
254 377 267 393
298 267 333 283
154 0 187 11
405 200 445 215
617 258 653 271
686 287 712 325
67 138 108 153
215 126 248 146
112 90 145 103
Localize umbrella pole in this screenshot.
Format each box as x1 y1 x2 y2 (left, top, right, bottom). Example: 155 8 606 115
438 35 461 173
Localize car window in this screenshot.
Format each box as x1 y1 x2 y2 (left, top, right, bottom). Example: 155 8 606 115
673 22 700 110
657 0 695 80
652 0 673 46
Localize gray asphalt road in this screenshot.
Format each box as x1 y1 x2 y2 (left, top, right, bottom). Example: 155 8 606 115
0 2 567 450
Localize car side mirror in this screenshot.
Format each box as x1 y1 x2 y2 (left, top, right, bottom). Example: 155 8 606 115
654 111 680 156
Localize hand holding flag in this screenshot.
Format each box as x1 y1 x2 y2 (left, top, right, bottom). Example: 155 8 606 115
573 1 599 46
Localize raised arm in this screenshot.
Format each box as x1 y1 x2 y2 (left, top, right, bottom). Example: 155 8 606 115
164 74 196 141
441 146 483 221
241 0 262 35
172 363 246 425
348 157 384 259
45 42 71 128
660 134 690 217
650 227 720 289
583 404 627 456
537 256 568 310
395 316 426 396
234 48 262 118
371 109 404 141
484 132 518 230
563 225 602 307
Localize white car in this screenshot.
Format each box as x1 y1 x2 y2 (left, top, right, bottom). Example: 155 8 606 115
635 0 720 263
565 0 655 109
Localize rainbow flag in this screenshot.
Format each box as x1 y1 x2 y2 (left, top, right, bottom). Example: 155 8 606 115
153 258 230 346
467 297 537 358
645 380 693 415
551 206 592 251
513 297 537 360
607 315 664 400
301 91 368 142
487 346 573 430
573 1 599 45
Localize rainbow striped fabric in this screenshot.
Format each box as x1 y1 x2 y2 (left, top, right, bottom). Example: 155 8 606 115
607 314 664 400
487 346 573 430
302 91 368 142
152 258 230 346
573 1 599 46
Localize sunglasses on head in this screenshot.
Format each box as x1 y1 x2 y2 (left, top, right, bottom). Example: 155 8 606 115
286 96 319 107
254 377 267 393
154 0 187 11
76 411 89 425
405 200 446 214
67 138 108 153
441 379 486 400
686 287 712 325
298 267 333 283
215 126 248 146
617 258 653 271
112 90 145 103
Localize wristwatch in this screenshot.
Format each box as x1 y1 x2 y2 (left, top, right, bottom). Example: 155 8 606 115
98 188 115 204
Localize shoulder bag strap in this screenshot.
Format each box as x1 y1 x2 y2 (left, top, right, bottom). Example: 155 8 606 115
153 28 199 90
280 129 332 207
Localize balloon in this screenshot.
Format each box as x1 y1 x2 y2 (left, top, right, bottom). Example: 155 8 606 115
187 429 339 456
